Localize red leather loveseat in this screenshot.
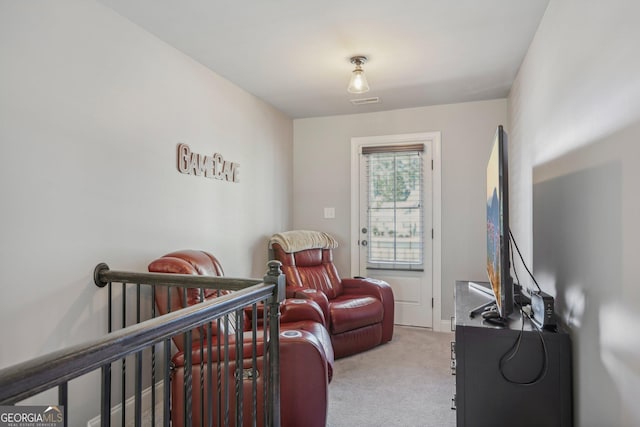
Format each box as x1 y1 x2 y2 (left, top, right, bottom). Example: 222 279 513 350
148 250 333 427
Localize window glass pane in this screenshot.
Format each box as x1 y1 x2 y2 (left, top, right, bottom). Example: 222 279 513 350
366 150 423 270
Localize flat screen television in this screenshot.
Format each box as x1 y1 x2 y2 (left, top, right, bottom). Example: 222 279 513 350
486 125 513 318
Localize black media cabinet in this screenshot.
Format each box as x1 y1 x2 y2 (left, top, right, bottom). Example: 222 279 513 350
453 280 573 427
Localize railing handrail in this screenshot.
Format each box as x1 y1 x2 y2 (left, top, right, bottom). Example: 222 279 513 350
94 262 263 290
0 282 273 405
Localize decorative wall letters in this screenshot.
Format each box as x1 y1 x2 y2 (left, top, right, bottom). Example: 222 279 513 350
177 143 240 183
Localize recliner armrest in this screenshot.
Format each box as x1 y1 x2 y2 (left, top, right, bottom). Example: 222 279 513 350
290 288 330 327
342 277 392 299
281 299 326 325
341 277 395 343
244 298 325 327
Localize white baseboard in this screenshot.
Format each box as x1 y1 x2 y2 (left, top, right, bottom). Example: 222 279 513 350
87 382 165 427
436 318 454 333
396 319 453 332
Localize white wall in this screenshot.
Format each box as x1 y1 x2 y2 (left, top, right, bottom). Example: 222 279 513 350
508 0 640 425
293 99 507 322
0 0 292 423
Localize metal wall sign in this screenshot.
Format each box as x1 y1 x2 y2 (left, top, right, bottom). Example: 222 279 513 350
177 143 240 183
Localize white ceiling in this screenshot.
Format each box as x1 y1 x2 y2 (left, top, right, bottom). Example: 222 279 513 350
97 0 549 119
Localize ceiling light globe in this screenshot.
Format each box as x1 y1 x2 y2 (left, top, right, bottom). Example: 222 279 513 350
348 69 370 94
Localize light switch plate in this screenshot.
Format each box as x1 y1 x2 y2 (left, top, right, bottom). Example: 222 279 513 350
324 207 335 219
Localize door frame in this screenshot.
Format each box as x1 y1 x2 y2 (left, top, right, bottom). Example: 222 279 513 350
350 132 443 331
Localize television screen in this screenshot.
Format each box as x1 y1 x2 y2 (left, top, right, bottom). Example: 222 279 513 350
486 125 513 318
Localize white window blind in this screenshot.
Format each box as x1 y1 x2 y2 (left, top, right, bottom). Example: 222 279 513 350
364 144 424 270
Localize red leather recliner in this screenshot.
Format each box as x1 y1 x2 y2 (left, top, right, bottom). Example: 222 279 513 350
269 230 394 359
148 250 334 427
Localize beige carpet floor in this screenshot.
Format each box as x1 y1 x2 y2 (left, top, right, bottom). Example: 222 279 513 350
327 326 456 427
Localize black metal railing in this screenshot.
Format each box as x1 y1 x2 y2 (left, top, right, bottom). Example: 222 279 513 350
0 260 285 427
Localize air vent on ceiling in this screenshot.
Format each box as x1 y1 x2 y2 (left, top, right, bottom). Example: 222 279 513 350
350 97 380 105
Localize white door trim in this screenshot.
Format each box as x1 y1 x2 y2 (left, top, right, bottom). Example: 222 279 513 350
350 132 443 331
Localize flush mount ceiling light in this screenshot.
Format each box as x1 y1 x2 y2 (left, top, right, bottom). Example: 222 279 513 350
347 56 370 94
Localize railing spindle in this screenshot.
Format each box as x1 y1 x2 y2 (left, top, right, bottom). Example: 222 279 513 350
224 314 230 427
184 328 193 427
251 303 258 427
216 315 222 427
58 382 68 427
135 284 142 426
135 349 142 426
262 304 268 426
108 282 112 333
235 308 244 427
206 320 213 427
100 365 111 427
121 283 126 427
151 285 156 427
200 288 205 426
163 286 172 427
163 340 171 427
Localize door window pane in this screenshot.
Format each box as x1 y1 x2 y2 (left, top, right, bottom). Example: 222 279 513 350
365 150 424 270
